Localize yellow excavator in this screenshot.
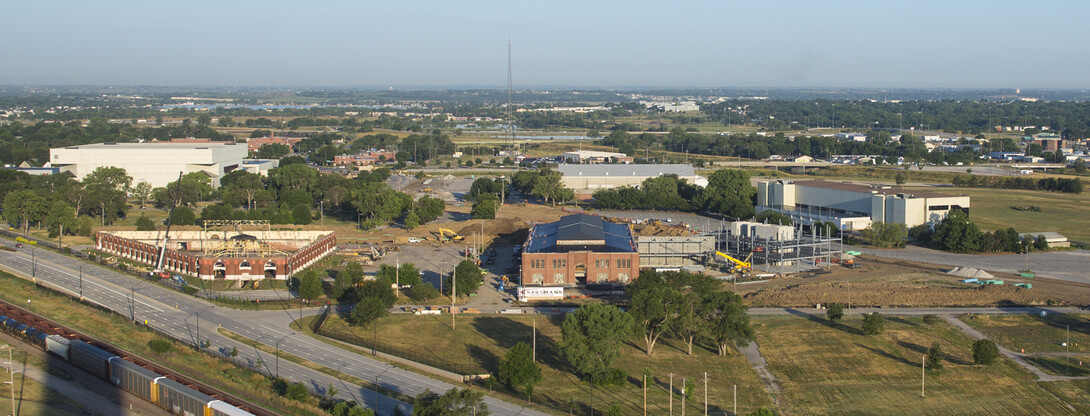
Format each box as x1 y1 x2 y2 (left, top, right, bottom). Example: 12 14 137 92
435 228 465 242
715 251 753 274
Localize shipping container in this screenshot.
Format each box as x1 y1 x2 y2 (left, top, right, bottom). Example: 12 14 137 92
110 358 163 403
67 340 117 380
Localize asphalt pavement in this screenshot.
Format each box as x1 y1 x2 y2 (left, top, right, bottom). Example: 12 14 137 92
0 241 550 416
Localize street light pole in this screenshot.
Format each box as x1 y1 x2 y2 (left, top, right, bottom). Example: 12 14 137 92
668 373 675 416
275 333 293 379
4 348 19 416
79 265 83 298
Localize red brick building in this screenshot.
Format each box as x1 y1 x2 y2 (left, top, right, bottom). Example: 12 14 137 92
333 150 397 166
520 214 639 286
95 231 336 281
247 135 303 153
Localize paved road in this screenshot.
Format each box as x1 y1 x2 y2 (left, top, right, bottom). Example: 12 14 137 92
845 244 1090 284
0 242 549 416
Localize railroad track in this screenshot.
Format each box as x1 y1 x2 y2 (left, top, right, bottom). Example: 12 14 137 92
0 298 278 416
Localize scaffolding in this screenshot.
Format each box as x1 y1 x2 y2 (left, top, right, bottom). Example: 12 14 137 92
204 238 289 258
710 223 842 275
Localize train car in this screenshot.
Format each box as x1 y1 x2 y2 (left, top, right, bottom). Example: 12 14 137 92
33 332 47 349
110 358 163 403
22 327 45 348
13 323 29 336
2 318 18 333
45 335 70 360
67 339 117 380
209 400 255 416
157 378 216 416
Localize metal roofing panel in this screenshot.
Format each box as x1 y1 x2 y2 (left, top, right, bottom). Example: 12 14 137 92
557 164 696 177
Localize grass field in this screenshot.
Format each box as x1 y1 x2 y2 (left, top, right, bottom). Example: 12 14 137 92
0 271 327 416
958 314 1090 354
753 314 1085 415
0 340 85 416
318 313 774 415
907 187 1090 243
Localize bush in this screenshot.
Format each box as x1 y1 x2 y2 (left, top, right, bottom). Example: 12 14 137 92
922 314 939 325
408 283 439 302
285 382 309 402
148 339 172 353
862 312 885 335
926 341 943 369
826 303 843 321
972 339 999 365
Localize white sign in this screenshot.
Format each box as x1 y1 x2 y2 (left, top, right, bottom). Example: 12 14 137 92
517 286 565 302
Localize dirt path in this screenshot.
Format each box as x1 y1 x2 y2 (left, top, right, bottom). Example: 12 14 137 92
738 341 786 410
941 315 1090 382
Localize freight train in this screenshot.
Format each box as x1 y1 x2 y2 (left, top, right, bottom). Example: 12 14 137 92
1 312 254 416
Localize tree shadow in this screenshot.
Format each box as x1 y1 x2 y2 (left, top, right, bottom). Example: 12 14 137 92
469 316 565 369
896 340 972 366
860 343 917 368
787 307 863 335
467 345 500 374
887 316 917 327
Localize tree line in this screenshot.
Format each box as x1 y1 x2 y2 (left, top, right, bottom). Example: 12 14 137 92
951 174 1084 194
593 169 757 219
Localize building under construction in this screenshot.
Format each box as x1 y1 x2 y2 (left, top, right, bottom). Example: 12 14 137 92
95 221 336 281
714 221 842 273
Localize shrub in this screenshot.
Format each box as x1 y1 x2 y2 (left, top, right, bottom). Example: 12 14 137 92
826 303 844 321
285 382 309 402
922 314 939 325
972 339 999 365
862 312 885 335
148 339 172 353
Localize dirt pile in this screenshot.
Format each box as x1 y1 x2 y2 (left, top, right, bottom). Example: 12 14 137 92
633 223 692 237
945 267 994 279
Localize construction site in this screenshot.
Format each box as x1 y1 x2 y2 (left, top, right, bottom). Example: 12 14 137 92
94 220 337 283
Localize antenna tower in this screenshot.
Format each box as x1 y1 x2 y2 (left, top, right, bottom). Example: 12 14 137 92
507 39 514 151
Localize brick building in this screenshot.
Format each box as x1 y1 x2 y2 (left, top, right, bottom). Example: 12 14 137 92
333 150 397 166
247 135 303 153
95 230 336 281
521 214 639 286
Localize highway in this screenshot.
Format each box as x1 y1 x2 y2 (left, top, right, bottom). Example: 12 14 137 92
0 243 549 416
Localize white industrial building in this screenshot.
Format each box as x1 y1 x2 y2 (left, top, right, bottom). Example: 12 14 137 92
558 164 707 199
756 179 970 231
50 142 248 188
560 150 633 164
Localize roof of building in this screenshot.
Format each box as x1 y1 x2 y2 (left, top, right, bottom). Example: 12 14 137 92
54 142 240 150
557 164 695 177
526 214 636 253
1019 231 1068 242
781 180 960 199
561 150 628 158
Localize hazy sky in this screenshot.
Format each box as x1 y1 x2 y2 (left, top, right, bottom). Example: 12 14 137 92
3 0 1088 88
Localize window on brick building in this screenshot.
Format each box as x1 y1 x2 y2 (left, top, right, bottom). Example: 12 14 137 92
554 273 566 284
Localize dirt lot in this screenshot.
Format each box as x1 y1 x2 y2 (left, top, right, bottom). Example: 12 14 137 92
738 255 1090 308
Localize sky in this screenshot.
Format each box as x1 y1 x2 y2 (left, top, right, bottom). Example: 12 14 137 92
2 0 1089 89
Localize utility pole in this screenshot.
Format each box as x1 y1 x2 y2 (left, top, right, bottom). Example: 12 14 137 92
395 259 400 298
681 377 686 416
733 384 737 416
1067 324 1071 376
5 348 19 416
532 317 537 362
643 374 647 416
319 200 324 226
668 373 675 416
921 354 926 397
452 266 457 331
703 372 708 416
79 265 83 299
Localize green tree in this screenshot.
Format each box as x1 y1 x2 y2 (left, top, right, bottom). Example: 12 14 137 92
747 409 778 416
559 304 633 382
826 303 844 322
77 215 93 236
931 209 982 253
404 210 420 229
285 383 308 402
411 388 488 416
471 194 500 219
894 172 907 185
444 260 483 296
255 143 291 159
926 341 943 369
409 283 439 302
297 269 323 301
627 272 681 356
292 204 312 225
530 169 572 206
972 339 999 365
1034 233 1049 251
376 263 422 288
359 277 397 308
197 114 212 126
170 206 196 226
82 166 132 225
701 291 754 356
498 342 542 402
45 200 77 246
672 292 704 355
862 312 885 335
3 190 47 235
130 181 153 209
134 214 156 231
697 169 757 218
349 297 389 327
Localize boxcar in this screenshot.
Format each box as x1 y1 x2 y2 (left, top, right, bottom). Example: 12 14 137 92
209 400 255 416
110 358 163 403
45 335 70 360
67 339 117 380
13 324 29 336
157 378 215 416
2 318 20 333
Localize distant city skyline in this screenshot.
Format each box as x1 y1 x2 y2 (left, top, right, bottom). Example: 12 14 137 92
3 1 1088 89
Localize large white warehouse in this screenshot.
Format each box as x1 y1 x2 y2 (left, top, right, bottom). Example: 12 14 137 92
50 142 248 188
756 179 970 230
558 164 707 199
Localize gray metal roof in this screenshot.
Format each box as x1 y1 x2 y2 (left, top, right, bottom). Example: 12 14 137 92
526 214 636 253
557 164 696 177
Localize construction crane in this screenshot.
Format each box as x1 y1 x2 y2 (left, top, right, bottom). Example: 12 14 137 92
151 172 184 279
715 251 753 274
435 228 465 242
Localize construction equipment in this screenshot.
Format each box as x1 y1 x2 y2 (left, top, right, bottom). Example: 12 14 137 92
715 251 753 273
435 228 465 242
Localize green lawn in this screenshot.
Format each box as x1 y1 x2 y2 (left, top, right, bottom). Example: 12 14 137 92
910 187 1090 243
318 313 774 415
0 340 85 416
753 315 1083 415
958 314 1090 354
